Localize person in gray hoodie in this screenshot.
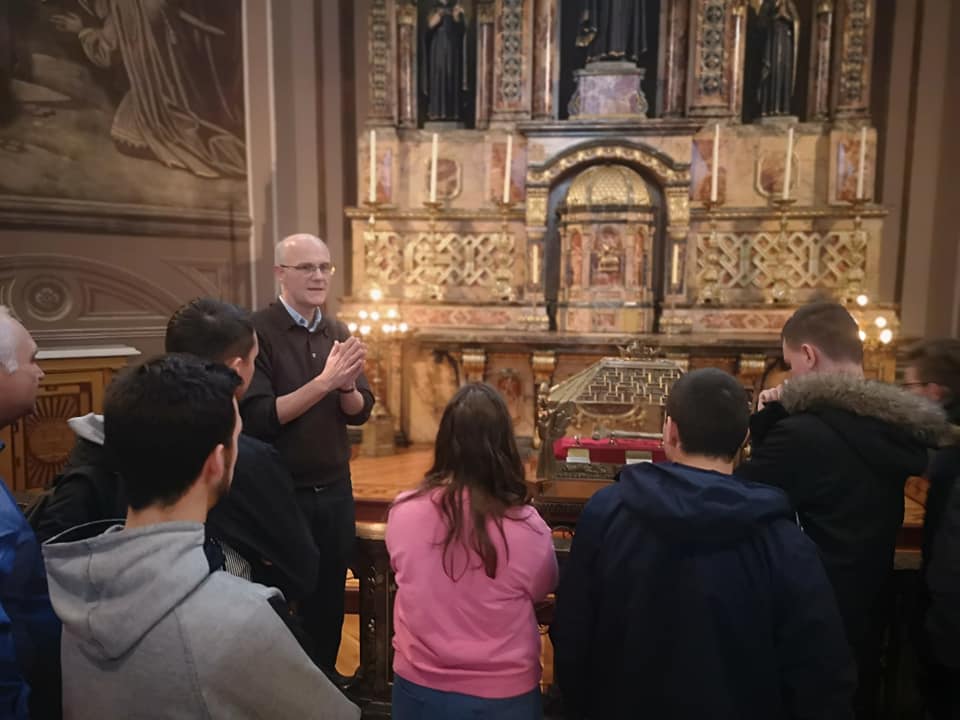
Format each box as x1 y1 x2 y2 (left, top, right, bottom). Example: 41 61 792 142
42 354 359 720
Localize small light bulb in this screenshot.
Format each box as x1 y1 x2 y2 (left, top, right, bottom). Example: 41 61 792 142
856 294 869 307
387 308 398 319
347 322 358 333
880 329 893 344
858 330 867 342
370 311 380 321
370 288 383 302
874 316 887 329
358 310 368 320
398 322 409 333
360 325 371 336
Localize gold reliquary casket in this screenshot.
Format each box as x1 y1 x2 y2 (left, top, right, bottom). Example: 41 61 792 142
536 354 683 488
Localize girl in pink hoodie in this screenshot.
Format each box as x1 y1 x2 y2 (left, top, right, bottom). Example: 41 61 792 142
386 383 559 719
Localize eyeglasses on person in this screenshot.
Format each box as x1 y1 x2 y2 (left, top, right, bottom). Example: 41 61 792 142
279 263 336 276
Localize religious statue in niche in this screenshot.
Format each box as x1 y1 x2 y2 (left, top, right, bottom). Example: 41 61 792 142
590 228 625 286
575 0 648 66
421 0 468 122
753 0 800 117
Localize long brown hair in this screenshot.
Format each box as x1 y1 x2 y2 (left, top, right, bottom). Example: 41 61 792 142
398 383 529 580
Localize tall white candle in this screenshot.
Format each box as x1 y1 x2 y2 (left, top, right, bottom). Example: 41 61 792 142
671 243 681 286
532 243 540 285
856 126 867 200
503 134 514 204
710 124 720 203
368 130 377 203
429 133 439 203
782 126 794 200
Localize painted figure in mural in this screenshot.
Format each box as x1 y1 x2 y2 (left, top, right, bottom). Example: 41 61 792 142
421 0 467 122
51 0 246 178
575 0 648 65
755 0 800 116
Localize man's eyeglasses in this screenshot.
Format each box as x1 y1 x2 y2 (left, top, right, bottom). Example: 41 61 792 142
279 263 336 276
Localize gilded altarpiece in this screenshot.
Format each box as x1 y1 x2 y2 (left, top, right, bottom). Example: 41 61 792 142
346 0 892 453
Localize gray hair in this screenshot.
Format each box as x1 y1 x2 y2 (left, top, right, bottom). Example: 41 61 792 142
274 234 326 266
0 306 19 373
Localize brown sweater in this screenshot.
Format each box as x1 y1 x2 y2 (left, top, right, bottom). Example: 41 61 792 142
240 302 374 487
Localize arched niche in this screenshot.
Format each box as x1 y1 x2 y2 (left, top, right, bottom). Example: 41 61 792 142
524 140 691 332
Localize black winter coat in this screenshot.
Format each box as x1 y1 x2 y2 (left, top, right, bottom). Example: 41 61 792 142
737 373 948 651
552 462 856 720
37 430 320 603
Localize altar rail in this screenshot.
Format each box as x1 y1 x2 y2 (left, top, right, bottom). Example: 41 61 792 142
346 521 921 719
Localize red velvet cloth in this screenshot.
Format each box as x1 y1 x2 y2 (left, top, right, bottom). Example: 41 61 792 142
553 437 666 464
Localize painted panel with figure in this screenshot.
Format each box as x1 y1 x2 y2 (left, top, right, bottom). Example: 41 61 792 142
0 0 247 233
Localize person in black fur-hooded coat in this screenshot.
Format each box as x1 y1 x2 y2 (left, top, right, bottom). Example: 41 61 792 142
736 302 953 719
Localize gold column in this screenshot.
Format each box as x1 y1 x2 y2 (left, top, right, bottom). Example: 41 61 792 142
396 1 417 128
476 0 496 128
807 0 834 121
532 0 558 119
368 0 397 124
492 0 534 121
660 0 691 117
686 0 741 118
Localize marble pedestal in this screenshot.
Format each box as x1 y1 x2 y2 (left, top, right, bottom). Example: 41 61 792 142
569 61 648 119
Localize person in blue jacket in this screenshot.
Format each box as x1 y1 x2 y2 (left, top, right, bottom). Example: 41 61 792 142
551 367 855 720
0 307 61 719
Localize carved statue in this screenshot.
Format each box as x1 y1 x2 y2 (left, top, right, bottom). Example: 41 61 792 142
421 0 467 122
575 0 648 65
754 0 800 116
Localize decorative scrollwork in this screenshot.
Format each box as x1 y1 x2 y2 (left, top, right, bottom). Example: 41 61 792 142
498 0 524 106
694 229 870 295
363 231 518 302
699 0 727 96
838 0 868 106
368 0 392 118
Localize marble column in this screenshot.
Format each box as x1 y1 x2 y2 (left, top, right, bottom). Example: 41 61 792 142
532 0 558 120
807 0 834 121
660 0 690 117
832 0 876 119
492 0 534 121
686 0 742 118
396 0 417 128
475 0 496 128
368 0 397 124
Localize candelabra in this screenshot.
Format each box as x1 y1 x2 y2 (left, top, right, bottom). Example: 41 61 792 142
493 198 517 304
695 198 724 306
767 196 796 304
345 287 411 456
843 197 869 304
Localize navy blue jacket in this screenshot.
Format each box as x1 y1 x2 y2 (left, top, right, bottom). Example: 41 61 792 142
552 462 855 720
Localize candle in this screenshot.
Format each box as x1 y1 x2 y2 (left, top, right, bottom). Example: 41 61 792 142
710 124 720 203
503 134 513 204
429 133 439 203
856 126 867 200
532 243 540 285
671 243 680 286
782 126 794 200
368 130 377 203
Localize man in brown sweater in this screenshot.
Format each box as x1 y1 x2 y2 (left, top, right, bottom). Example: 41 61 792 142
240 234 374 682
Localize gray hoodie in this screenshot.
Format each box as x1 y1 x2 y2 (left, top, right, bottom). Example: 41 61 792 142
43 521 360 720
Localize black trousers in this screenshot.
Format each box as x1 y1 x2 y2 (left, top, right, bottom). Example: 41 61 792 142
294 478 356 672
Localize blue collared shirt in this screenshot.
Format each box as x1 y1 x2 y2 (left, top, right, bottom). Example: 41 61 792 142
278 296 322 333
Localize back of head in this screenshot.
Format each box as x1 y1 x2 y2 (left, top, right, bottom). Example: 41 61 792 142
905 338 960 404
424 383 528 578
665 368 750 461
781 301 864 366
165 297 254 362
0 306 41 428
104 354 240 511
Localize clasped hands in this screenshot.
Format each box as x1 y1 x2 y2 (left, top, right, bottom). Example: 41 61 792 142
316 336 367 394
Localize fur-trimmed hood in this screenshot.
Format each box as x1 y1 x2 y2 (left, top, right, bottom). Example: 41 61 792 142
779 373 953 448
